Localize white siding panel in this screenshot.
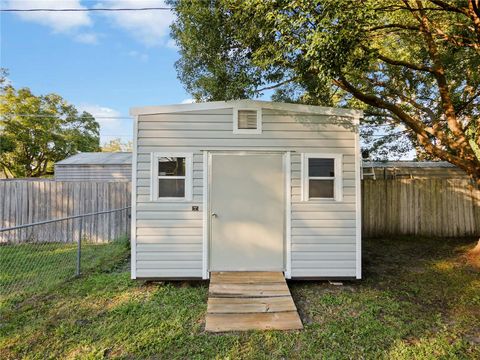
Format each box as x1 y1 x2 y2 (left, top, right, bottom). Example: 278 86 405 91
136 269 202 278
137 252 202 261
292 260 356 269
291 268 356 278
137 228 202 236
136 219 203 228
292 252 356 260
137 260 202 269
136 235 202 244
292 244 356 252
292 228 356 236
137 244 202 252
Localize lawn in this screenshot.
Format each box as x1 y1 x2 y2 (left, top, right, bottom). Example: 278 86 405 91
0 238 130 312
0 237 479 359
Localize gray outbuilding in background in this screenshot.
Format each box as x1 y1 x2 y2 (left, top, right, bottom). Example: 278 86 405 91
55 152 132 182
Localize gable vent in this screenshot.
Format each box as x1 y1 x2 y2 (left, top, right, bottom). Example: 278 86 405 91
237 110 258 129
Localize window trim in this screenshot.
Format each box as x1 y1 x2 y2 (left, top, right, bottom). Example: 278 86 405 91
301 153 343 202
151 152 193 202
233 106 262 134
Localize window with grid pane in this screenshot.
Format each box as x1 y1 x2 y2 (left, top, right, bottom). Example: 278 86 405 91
158 157 185 197
302 154 342 201
152 153 192 201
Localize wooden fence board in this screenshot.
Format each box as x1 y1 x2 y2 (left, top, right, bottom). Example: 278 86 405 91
0 180 131 243
362 179 480 237
0 178 477 243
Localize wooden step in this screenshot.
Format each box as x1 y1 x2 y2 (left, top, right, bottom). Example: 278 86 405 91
208 296 297 314
205 312 303 332
205 272 303 332
210 271 285 284
209 283 291 298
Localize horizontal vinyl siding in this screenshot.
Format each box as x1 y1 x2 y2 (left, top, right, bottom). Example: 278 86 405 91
135 144 203 278
135 108 358 279
290 152 357 278
55 165 131 182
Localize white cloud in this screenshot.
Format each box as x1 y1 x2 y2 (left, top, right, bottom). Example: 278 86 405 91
77 104 122 128
166 38 179 50
181 98 195 104
128 50 149 62
75 32 99 44
5 0 92 33
97 0 174 46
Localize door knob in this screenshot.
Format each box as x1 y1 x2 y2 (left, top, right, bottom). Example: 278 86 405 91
211 212 218 218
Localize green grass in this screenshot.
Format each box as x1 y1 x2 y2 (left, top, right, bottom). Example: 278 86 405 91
1 237 479 359
0 238 130 312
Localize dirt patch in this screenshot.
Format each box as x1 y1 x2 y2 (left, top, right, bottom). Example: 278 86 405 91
465 246 480 270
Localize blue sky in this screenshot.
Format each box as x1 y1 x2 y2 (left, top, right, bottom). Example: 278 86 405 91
1 0 196 144
1 0 413 159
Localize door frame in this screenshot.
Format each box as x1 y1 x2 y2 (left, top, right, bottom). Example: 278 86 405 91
202 150 291 279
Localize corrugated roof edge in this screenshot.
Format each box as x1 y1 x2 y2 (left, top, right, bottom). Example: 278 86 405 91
56 152 132 165
129 99 363 119
362 161 457 168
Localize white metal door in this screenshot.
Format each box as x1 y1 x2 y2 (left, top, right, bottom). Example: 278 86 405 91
209 153 285 271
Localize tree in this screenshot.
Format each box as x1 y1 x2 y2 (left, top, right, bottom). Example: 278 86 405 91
101 138 133 152
0 86 100 177
169 0 480 180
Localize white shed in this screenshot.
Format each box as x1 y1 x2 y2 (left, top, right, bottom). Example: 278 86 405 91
130 100 362 280
55 152 132 181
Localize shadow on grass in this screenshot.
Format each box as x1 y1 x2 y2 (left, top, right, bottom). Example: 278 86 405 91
1 236 479 359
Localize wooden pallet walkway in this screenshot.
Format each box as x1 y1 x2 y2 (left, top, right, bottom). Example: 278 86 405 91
205 272 303 332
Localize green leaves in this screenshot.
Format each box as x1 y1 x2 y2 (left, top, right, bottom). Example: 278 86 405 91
170 0 480 177
0 86 100 178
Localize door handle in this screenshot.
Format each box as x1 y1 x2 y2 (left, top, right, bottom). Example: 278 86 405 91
211 212 218 218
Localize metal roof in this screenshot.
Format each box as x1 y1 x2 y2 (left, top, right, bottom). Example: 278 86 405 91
130 99 363 119
362 161 456 168
56 152 132 165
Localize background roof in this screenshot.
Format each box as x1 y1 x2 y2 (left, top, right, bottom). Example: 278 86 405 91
363 161 456 168
56 152 132 165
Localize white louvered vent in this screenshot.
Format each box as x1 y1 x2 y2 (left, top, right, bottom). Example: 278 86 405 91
237 110 258 129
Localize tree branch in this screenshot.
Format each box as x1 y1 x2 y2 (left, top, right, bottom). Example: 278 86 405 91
333 75 472 170
416 0 473 155
368 23 420 32
377 52 434 73
255 77 295 92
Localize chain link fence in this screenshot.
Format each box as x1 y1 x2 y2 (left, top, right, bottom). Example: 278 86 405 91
0 207 131 311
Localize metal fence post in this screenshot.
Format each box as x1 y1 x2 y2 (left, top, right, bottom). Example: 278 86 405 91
76 216 83 276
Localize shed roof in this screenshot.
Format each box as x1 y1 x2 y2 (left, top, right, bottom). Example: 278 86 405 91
130 99 363 119
56 152 132 165
362 161 456 168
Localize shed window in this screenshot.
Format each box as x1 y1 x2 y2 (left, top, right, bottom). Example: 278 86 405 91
302 154 343 201
151 153 192 201
233 108 262 134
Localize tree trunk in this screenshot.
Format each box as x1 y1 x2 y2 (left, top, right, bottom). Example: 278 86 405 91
471 239 480 255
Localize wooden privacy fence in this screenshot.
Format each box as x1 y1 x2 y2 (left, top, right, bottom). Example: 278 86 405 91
1 178 478 242
362 179 480 237
0 180 131 243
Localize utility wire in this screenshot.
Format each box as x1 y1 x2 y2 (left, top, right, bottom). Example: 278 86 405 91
5 113 398 119
3 114 133 119
0 7 173 12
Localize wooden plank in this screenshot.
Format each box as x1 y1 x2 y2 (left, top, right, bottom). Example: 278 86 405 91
210 271 285 284
209 283 291 298
205 312 303 332
207 297 296 314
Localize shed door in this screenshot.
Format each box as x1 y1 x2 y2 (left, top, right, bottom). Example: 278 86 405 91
209 153 285 271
